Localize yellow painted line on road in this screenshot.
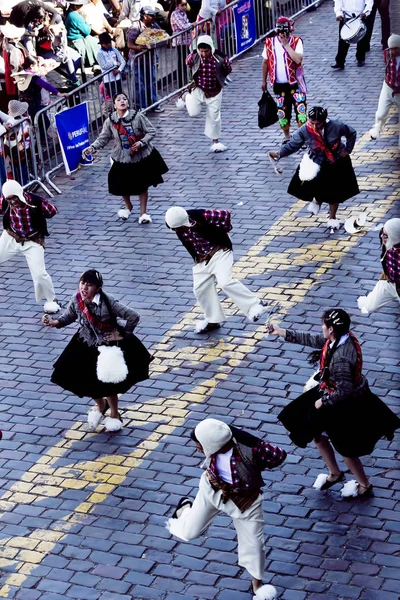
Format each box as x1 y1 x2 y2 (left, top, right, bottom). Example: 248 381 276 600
0 135 398 597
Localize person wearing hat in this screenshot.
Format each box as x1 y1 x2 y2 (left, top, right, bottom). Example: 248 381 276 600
331 0 373 69
166 418 287 599
165 206 267 333
268 309 400 498
82 92 168 224
0 179 61 313
97 31 126 98
269 106 359 230
369 33 400 148
65 0 100 68
127 5 165 111
0 22 27 97
42 269 152 433
177 34 232 152
357 217 400 314
261 17 306 143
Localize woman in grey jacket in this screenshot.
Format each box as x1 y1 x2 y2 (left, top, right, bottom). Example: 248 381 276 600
83 92 168 224
42 269 152 432
268 308 400 498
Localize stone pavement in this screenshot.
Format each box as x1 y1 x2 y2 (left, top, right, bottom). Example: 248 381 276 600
0 2 400 600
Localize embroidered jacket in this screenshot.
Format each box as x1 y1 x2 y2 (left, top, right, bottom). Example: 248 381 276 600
264 35 302 86
285 330 368 406
56 293 140 347
90 109 155 164
279 119 357 165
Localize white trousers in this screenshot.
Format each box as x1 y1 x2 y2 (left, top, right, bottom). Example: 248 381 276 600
186 87 223 140
362 280 400 313
171 473 265 580
193 249 260 323
373 81 400 146
0 231 55 303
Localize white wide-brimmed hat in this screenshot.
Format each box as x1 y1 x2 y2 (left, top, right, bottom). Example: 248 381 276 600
344 213 367 234
11 71 33 92
8 99 29 117
0 23 25 39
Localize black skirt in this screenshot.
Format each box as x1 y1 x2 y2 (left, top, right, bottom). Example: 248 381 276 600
108 148 168 196
278 385 400 458
287 154 360 205
51 332 152 399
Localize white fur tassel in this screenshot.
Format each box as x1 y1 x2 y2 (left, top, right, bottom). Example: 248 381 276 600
313 473 329 490
195 319 209 333
96 345 128 383
299 153 320 182
341 479 359 497
303 372 319 392
253 584 278 600
165 517 190 542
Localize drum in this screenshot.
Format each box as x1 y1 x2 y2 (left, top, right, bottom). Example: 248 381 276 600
340 16 367 44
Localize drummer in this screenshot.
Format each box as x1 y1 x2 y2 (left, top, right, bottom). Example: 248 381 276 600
331 0 373 70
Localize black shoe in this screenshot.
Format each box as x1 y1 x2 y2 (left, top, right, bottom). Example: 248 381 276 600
172 497 192 519
357 59 365 67
320 471 345 491
331 63 344 70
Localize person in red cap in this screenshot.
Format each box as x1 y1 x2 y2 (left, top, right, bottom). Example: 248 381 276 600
261 17 306 142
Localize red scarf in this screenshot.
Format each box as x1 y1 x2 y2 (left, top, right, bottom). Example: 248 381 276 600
76 291 113 333
319 331 362 393
306 122 335 163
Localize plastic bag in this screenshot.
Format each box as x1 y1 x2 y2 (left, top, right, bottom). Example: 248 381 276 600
258 91 278 129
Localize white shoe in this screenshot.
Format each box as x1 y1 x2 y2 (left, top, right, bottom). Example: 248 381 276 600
138 213 152 224
175 97 186 109
253 584 278 600
327 218 340 230
103 416 123 432
248 303 266 322
118 208 131 221
210 142 227 153
357 296 369 314
44 301 61 314
369 126 380 140
306 200 321 216
87 408 104 431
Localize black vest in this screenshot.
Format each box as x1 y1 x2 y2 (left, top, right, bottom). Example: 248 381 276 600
229 426 265 490
2 193 49 237
177 209 233 261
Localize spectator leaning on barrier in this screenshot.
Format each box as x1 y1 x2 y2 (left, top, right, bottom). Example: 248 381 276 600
357 218 400 314
0 23 27 98
177 34 232 153
0 179 61 314
165 206 267 333
65 0 100 69
369 33 400 148
0 99 30 185
261 17 306 143
97 31 125 97
331 0 373 70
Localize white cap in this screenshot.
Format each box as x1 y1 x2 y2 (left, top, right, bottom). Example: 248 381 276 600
165 206 191 229
388 34 400 49
194 418 232 458
2 180 26 203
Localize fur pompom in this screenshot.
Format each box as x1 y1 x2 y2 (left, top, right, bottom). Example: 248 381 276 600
97 345 128 383
195 319 209 333
299 153 320 181
165 517 190 541
357 296 369 314
87 408 104 430
103 416 123 432
313 473 329 490
210 142 227 153
43 301 61 314
303 372 319 392
341 480 359 497
253 584 278 600
118 208 131 221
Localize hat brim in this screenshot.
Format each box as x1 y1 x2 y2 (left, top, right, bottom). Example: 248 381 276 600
9 102 29 117
11 72 32 92
344 217 364 234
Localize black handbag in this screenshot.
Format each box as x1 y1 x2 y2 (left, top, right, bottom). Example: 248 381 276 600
258 91 279 129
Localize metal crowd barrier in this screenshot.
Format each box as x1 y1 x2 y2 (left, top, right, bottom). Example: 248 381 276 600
32 0 322 191
0 117 53 196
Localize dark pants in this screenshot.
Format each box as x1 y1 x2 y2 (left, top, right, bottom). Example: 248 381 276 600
335 16 372 66
363 0 390 49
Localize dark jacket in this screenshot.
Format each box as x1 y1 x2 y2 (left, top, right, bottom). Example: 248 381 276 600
279 119 357 166
176 209 233 261
2 193 49 238
189 50 231 89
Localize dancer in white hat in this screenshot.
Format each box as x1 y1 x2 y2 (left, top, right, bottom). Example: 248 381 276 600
357 218 400 314
166 418 287 599
0 180 60 313
165 206 267 333
369 34 400 148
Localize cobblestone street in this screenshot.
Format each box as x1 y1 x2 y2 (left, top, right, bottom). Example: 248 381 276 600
0 2 399 599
